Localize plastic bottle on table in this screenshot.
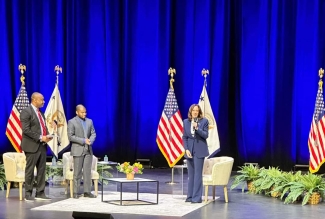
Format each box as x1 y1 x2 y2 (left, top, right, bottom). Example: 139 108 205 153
52 156 56 166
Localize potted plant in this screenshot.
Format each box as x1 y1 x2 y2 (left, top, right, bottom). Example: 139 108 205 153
0 164 6 190
116 162 144 180
97 163 113 185
253 167 282 197
284 172 325 205
230 164 263 192
44 159 64 185
272 171 302 201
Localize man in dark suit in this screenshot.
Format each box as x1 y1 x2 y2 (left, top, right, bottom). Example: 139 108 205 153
182 104 209 203
67 104 96 199
20 92 53 201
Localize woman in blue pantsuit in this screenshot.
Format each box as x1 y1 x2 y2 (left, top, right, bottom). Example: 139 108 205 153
182 104 209 203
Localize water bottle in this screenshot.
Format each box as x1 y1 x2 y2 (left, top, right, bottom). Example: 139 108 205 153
104 155 108 162
52 156 56 166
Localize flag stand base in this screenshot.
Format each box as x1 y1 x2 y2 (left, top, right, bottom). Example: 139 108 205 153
165 167 179 184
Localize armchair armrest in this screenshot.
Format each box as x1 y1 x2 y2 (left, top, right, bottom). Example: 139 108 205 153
3 156 17 181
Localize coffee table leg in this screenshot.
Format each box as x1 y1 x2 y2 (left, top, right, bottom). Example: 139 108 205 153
157 181 159 204
101 178 103 202
137 182 139 200
120 183 123 205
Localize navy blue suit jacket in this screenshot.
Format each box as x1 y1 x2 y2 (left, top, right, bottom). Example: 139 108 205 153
182 117 209 158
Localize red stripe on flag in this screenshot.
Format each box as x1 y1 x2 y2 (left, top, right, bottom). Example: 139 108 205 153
6 85 29 153
8 117 22 140
170 114 183 145
157 119 173 163
308 125 318 171
311 123 319 164
11 110 22 128
318 119 325 159
5 130 22 152
5 127 20 149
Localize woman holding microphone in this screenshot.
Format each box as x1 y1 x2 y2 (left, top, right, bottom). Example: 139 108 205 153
182 104 209 203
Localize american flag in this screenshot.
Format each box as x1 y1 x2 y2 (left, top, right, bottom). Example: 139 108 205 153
308 85 325 173
156 88 184 167
5 85 30 152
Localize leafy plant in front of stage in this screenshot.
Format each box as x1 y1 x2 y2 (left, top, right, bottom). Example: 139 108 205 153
230 164 263 192
253 166 282 197
0 164 6 190
283 172 325 205
45 159 64 182
272 171 302 200
97 163 113 185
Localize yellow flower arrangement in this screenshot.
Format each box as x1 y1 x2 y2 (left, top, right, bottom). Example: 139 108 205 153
116 162 144 174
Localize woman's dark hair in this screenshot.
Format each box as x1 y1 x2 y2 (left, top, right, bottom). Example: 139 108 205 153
187 104 203 120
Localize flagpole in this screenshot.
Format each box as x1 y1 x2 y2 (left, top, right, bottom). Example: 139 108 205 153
7 64 28 152
168 67 176 144
18 64 26 85
53 65 62 161
168 67 176 90
165 67 179 185
54 65 62 86
201 68 209 116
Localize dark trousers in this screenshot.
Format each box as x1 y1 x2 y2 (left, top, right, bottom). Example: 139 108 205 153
186 156 204 202
24 144 47 196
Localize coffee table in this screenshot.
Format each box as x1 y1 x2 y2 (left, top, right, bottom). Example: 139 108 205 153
101 177 159 205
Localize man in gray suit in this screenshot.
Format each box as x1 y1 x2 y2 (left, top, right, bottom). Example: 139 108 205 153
67 104 96 199
20 92 53 201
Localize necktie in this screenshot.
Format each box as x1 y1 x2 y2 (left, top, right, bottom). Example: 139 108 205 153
37 110 47 136
81 120 87 137
81 119 89 152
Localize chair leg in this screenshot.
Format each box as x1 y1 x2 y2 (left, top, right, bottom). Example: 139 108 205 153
6 181 11 198
19 182 23 201
93 179 98 197
212 186 216 200
64 179 68 194
70 180 73 198
224 186 228 203
204 185 208 202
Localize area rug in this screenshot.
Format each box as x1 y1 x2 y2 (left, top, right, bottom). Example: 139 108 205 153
31 192 217 217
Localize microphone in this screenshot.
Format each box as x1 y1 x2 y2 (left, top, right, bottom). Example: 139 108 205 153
192 117 198 131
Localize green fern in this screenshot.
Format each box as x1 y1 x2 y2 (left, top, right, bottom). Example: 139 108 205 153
273 171 302 200
284 172 325 205
97 163 113 185
253 167 282 195
0 164 6 190
45 159 64 182
230 164 263 192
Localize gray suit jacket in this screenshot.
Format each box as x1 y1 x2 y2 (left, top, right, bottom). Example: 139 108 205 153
67 116 96 156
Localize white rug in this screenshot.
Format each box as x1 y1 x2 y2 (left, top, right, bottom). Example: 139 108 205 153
31 192 217 217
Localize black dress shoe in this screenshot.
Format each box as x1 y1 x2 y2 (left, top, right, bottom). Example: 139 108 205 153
35 193 51 201
73 193 79 199
185 198 192 202
84 192 96 198
24 195 34 202
191 201 202 204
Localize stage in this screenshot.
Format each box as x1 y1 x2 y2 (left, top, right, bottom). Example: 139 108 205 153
0 168 324 219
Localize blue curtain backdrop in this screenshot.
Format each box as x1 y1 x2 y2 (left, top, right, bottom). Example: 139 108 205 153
0 0 324 170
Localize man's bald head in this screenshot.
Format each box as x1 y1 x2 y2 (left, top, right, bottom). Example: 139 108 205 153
76 104 86 111
76 104 87 119
31 92 45 109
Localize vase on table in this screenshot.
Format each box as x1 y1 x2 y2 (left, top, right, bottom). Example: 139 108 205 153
126 173 135 180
